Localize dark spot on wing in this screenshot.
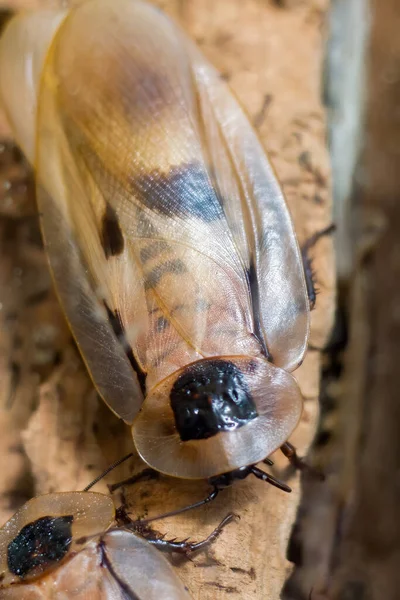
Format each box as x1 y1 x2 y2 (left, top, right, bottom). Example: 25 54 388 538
103 302 147 394
101 203 124 258
25 289 49 306
0 8 14 36
7 515 73 579
247 260 272 361
131 162 224 222
156 316 169 332
99 539 140 599
145 259 187 289
139 241 169 263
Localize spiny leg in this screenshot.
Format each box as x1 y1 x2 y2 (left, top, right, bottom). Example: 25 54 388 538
119 511 236 555
302 224 336 309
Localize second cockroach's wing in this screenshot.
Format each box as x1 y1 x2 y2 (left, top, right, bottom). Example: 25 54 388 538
0 493 191 600
0 0 308 425
99 529 191 600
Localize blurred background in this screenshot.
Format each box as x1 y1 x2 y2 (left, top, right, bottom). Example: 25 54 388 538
0 1 399 599
285 1 400 598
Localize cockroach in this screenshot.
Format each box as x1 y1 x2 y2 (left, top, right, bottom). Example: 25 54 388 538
0 0 329 516
0 457 233 599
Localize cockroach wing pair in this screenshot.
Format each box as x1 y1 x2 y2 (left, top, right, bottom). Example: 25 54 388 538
0 492 190 599
0 0 309 479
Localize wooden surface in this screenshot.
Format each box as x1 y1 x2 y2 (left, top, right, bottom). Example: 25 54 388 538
0 1 334 599
282 1 400 599
313 0 400 598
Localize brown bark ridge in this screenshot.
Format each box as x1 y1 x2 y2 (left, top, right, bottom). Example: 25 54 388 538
302 0 400 598
0 1 334 598
283 1 400 599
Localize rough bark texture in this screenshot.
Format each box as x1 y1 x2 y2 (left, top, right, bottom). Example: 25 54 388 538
0 1 334 599
284 1 400 599
321 0 400 597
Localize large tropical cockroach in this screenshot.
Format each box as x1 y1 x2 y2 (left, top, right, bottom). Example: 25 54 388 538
0 460 232 599
0 0 323 512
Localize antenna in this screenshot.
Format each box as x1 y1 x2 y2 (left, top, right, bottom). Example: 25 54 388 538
83 453 134 492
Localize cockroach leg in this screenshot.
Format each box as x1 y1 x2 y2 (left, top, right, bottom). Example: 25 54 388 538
113 487 221 528
250 466 292 493
280 441 325 481
262 457 274 466
114 459 287 526
301 223 336 309
152 513 236 555
120 513 236 555
211 463 290 492
108 467 160 493
280 441 303 468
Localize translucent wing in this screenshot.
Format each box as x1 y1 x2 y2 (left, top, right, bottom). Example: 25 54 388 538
188 50 310 371
33 0 308 421
101 530 191 600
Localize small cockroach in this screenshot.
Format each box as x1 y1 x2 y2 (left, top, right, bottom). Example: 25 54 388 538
0 0 327 513
0 459 233 599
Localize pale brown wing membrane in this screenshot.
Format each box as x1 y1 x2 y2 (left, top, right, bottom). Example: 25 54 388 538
35 0 262 392
188 46 310 371
2 0 308 440
102 530 191 600
46 0 308 379
36 183 145 423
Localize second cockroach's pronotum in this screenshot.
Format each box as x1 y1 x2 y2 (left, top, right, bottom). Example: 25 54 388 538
0 492 194 599
0 458 233 599
0 0 323 509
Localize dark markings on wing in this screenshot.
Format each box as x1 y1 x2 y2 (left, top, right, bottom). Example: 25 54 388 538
103 302 147 394
145 259 187 290
7 515 74 579
131 162 224 222
101 203 125 258
99 540 141 600
140 241 169 263
170 359 258 442
0 8 14 36
156 316 169 332
247 260 272 361
25 289 50 306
